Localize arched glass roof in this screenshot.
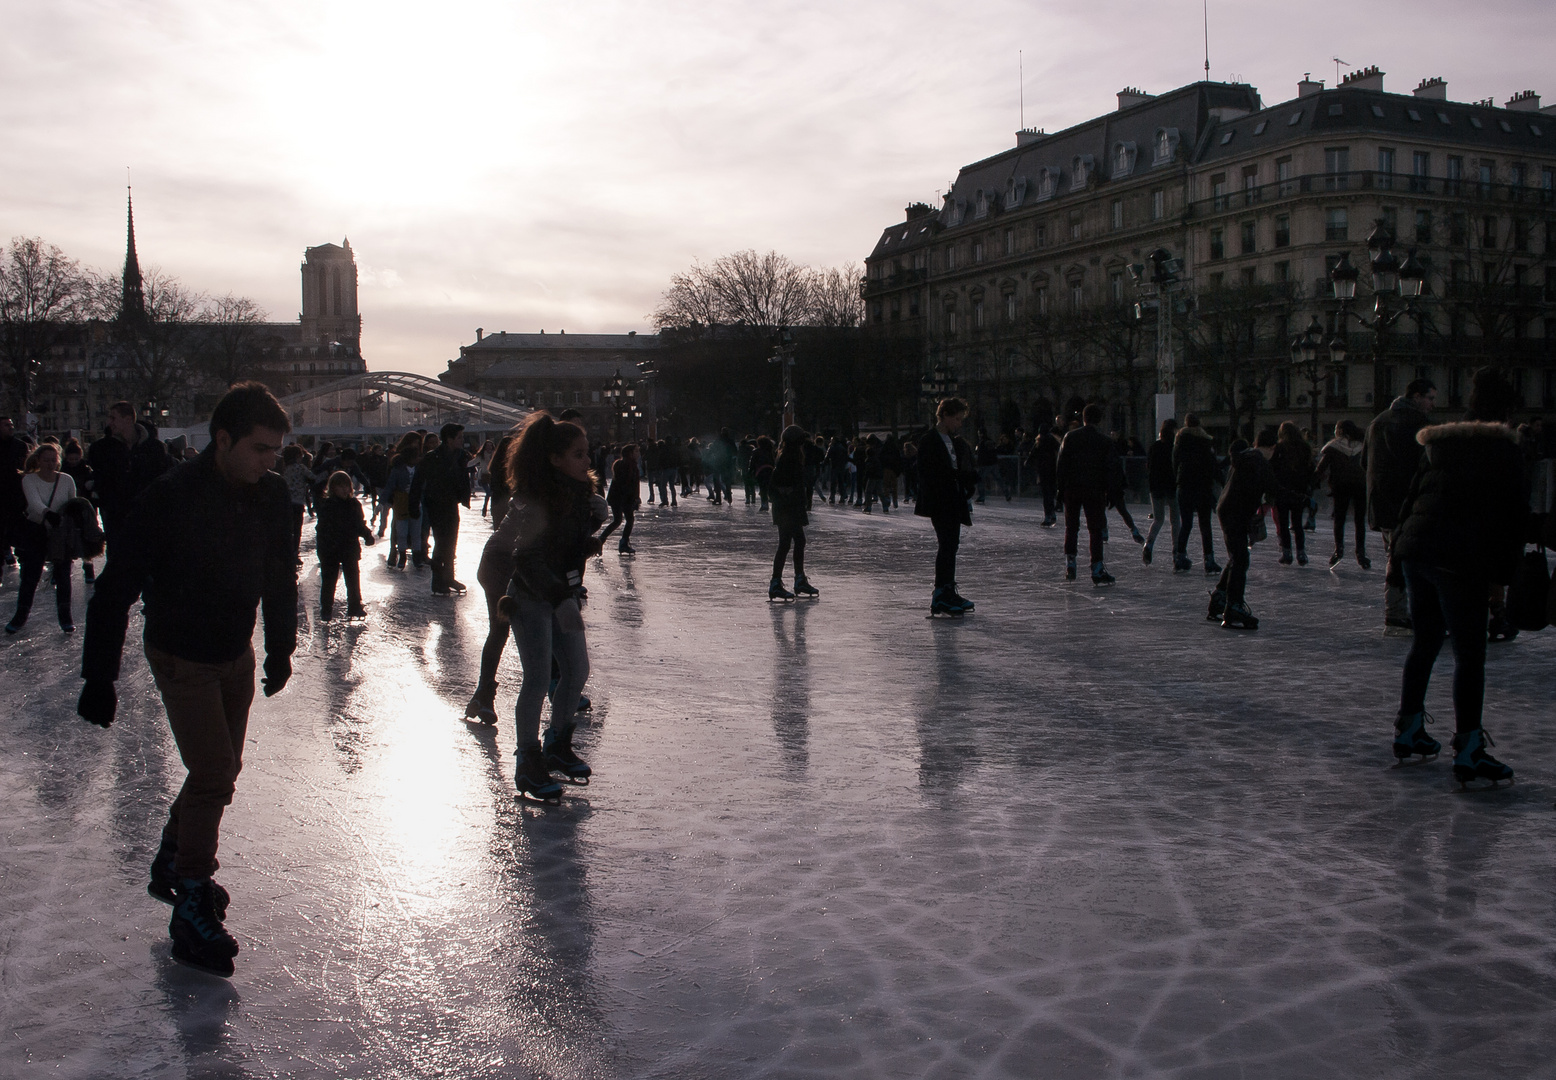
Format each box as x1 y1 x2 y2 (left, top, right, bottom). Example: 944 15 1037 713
278 371 531 436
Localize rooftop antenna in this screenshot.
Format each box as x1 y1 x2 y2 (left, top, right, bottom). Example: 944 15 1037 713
1019 50 1024 129
1202 0 1210 80
1333 56 1350 85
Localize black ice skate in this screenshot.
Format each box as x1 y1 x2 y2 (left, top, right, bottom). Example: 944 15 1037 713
1206 588 1227 622
1204 560 1222 575
929 587 969 617
1451 728 1513 790
1220 601 1258 630
947 584 974 612
1065 557 1078 582
1091 562 1114 587
1392 710 1441 762
793 576 819 598
543 724 592 784
1329 548 1344 569
169 877 239 978
149 838 229 918
769 577 795 602
515 743 563 804
464 681 498 725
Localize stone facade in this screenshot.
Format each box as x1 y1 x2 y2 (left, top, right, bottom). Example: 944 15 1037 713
864 74 1556 439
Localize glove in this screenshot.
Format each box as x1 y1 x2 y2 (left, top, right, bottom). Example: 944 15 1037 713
263 654 292 697
44 510 61 528
77 680 117 728
364 534 376 545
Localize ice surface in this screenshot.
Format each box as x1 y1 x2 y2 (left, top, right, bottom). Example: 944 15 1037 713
2 492 1555 1079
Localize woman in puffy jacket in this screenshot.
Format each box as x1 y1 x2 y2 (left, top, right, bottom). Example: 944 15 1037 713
1313 419 1369 569
1388 368 1526 788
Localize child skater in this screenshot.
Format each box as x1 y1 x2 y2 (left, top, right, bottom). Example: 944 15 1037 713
315 470 375 619
768 425 818 600
490 414 601 802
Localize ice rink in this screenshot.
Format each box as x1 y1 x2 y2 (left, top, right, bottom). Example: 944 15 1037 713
3 490 1554 1079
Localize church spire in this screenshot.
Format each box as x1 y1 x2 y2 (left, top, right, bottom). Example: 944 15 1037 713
120 186 146 326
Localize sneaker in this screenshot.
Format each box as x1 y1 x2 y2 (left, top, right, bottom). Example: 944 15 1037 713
169 878 239 977
1451 728 1513 788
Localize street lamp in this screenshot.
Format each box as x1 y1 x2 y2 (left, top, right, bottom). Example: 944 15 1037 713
919 363 959 411
1128 246 1184 432
1289 315 1332 436
603 370 624 441
1328 220 1429 413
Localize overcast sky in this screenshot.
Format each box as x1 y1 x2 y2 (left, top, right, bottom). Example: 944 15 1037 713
2 0 1551 376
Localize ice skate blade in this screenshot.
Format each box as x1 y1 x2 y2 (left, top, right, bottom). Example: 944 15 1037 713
515 790 562 806
170 946 235 979
1390 753 1439 767
767 596 795 603
557 774 590 786
1454 776 1514 792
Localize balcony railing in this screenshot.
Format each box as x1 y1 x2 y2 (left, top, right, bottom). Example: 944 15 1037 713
1189 171 1556 218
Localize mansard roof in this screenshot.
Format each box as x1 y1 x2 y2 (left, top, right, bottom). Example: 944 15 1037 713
463 331 657 352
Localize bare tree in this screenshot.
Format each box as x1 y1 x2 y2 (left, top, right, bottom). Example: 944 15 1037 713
120 268 206 412
654 250 816 335
0 237 95 416
194 293 269 388
1181 281 1298 438
808 264 864 327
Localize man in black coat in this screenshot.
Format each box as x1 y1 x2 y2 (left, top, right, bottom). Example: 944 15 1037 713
915 398 978 614
1365 378 1436 633
87 401 173 550
409 422 472 595
78 382 296 978
1210 427 1290 630
1055 403 1117 585
1171 413 1221 575
1029 421 1060 526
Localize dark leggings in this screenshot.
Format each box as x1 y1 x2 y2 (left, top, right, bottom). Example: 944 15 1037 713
1214 518 1252 605
1176 491 1215 561
1400 561 1488 733
773 524 806 579
1332 487 1367 552
1274 505 1307 553
599 509 634 549
932 515 961 588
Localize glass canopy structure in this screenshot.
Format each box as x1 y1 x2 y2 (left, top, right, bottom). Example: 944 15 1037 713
277 371 530 439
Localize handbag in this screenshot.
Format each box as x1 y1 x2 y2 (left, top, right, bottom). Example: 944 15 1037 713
1249 506 1269 544
1506 545 1550 632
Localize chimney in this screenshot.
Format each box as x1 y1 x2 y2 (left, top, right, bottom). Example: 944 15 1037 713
1340 65 1384 92
1297 73 1324 98
905 201 933 221
1413 77 1447 100
1117 87 1153 111
476 327 483 341
1505 90 1541 112
1015 127 1046 148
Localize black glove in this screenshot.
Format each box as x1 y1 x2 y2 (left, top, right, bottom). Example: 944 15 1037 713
77 680 117 728
44 510 61 528
263 654 292 697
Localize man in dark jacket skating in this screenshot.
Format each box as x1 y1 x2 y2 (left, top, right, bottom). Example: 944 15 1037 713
916 398 978 614
87 401 173 549
1365 378 1436 633
1172 413 1221 575
1209 427 1290 629
78 382 297 978
1142 418 1178 565
1056 403 1118 585
410 422 472 594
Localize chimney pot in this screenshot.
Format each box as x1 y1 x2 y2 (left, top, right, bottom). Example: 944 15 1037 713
1298 74 1324 98
1505 90 1541 112
1413 76 1447 100
1116 87 1153 111
476 327 483 341
1340 65 1384 92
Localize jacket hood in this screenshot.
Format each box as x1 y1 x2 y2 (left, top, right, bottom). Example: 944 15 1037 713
1417 421 1517 446
1390 396 1427 415
1177 426 1212 441
1321 437 1363 456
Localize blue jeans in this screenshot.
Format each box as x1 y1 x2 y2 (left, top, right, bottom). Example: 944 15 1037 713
511 595 589 746
1400 561 1488 733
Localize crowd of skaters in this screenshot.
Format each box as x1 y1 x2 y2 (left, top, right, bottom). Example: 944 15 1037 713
0 363 1550 981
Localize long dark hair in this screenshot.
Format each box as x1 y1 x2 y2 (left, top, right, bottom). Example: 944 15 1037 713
505 413 594 518
1276 420 1312 468
488 432 516 490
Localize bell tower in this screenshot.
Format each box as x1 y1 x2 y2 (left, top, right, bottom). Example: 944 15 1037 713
299 238 361 347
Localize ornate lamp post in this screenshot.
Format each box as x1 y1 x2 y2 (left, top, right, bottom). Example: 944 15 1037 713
602 371 624 442
1128 247 1185 430
918 363 959 416
1328 221 1429 412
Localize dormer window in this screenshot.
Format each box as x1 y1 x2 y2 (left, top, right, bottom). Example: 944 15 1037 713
1006 176 1029 209
1036 166 1059 200
1110 142 1138 179
1070 155 1094 191
1152 128 1181 165
974 189 990 220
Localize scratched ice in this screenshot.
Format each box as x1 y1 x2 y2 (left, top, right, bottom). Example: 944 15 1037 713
3 493 1555 1079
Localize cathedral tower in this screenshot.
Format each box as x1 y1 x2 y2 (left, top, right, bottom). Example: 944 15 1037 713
299 238 361 347
120 188 146 328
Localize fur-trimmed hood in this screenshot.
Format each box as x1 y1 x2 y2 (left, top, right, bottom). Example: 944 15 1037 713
1176 425 1213 441
1416 421 1517 446
1321 436 1364 457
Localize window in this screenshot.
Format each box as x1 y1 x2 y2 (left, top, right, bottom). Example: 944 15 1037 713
1288 110 1303 126
1209 271 1225 290
1035 224 1047 248
1327 103 1343 117
1110 199 1123 230
973 240 984 264
973 300 985 329
947 310 958 335
1274 214 1290 247
1382 206 1398 237
1212 173 1228 209
1004 228 1015 255
1326 208 1349 241
1109 271 1124 302
946 246 957 269
1276 156 1294 196
1069 218 1080 241
1070 283 1083 309
1411 151 1431 192
1325 147 1350 190
1240 266 1258 286
1209 228 1225 260
1544 167 1555 201
1407 108 1422 122
1274 260 1291 282
1371 104 1385 119
1470 116 1483 130
1005 294 1017 322
1479 159 1495 196
1033 286 1047 314
1220 131 1235 146
1514 218 1529 253
1509 163 1527 190
1450 212 1467 246
1254 120 1267 135
1242 165 1258 204
1378 147 1395 189
1240 220 1256 255
1437 111 1451 125
1482 216 1497 248
1151 188 1165 220
1447 155 1463 194
1415 209 1432 244
908 293 919 317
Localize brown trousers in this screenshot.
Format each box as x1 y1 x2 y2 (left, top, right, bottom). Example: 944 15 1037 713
145 644 256 880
